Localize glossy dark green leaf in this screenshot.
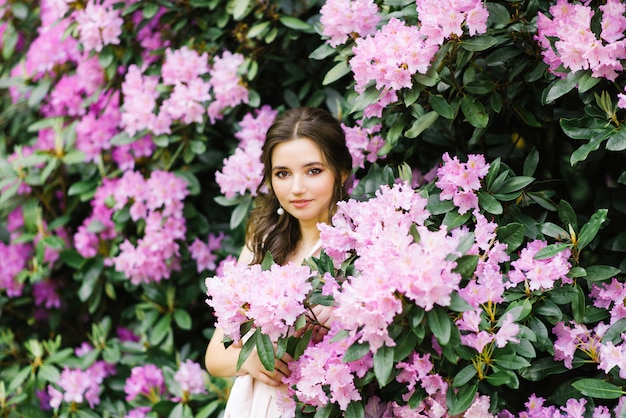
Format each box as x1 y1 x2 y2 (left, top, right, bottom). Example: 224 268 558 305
344 401 365 418
405 111 439 138
519 357 569 381
279 16 314 32
427 306 451 346
343 342 370 363
256 331 275 372
461 96 489 128
446 382 477 416
533 243 571 260
493 354 531 370
452 364 477 388
478 190 503 214
460 36 498 51
373 345 394 387
584 265 621 282
429 94 454 119
577 209 608 251
572 379 624 399
323 61 350 86
543 71 584 103
150 314 172 345
606 127 626 151
602 318 626 345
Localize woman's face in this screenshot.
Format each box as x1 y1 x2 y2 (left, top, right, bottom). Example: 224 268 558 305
270 137 337 226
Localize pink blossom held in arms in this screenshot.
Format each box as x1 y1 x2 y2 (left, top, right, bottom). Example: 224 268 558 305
74 0 124 52
205 261 313 342
124 364 165 402
320 0 380 46
207 51 249 123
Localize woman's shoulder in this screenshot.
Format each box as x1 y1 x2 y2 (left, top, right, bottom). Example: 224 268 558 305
238 244 254 266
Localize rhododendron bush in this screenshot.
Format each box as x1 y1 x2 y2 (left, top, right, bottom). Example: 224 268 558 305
0 0 625 417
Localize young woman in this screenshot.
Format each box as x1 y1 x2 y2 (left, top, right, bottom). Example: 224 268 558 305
205 107 353 417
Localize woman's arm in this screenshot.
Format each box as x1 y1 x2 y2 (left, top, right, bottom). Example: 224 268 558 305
204 328 293 386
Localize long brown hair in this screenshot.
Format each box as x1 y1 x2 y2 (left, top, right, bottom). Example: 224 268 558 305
246 107 352 265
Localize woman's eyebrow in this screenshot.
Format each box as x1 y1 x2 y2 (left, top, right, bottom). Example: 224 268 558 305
272 162 324 170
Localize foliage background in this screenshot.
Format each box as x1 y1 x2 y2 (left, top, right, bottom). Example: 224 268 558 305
0 0 625 416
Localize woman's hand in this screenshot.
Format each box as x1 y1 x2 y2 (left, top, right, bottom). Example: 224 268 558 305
239 349 293 387
295 304 335 343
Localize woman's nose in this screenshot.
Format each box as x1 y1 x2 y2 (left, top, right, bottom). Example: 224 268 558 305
291 175 306 194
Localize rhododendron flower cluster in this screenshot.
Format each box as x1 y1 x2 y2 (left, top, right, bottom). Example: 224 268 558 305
174 360 208 396
282 327 369 413
205 260 314 342
349 0 488 116
73 0 124 53
215 106 277 198
189 232 226 273
319 0 380 47
342 121 386 169
207 51 249 123
124 364 166 402
536 0 626 81
47 357 114 410
73 170 190 285
436 152 490 214
507 239 572 291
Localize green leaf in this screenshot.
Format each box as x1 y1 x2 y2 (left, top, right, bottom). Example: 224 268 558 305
28 78 52 108
247 21 270 38
344 401 365 418
460 36 498 51
452 255 479 279
173 309 192 330
237 331 257 371
427 306 451 346
543 71 584 103
373 345 394 387
603 318 626 344
539 222 569 240
279 16 314 32
584 265 620 282
150 314 172 345
309 43 336 60
405 111 439 138
577 209 608 251
38 364 60 383
478 190 503 214
519 357 569 381
493 354 531 370
323 60 350 85
606 127 626 151
343 342 370 363
496 223 525 253
523 147 539 177
256 331 275 371
461 96 489 128
232 0 251 19
429 94 454 119
465 80 496 95
493 176 534 194
572 379 624 399
452 364 477 387
558 200 578 232
533 243 571 260
230 195 252 230
447 382 477 416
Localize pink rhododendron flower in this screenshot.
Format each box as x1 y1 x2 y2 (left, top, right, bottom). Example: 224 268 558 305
436 153 489 214
536 0 626 81
47 361 113 410
591 278 626 324
205 260 313 342
0 241 31 297
189 232 225 273
215 106 277 198
507 240 572 291
320 0 380 46
124 364 165 402
207 51 249 123
342 122 386 169
120 65 160 136
74 0 124 52
161 46 210 85
174 360 207 395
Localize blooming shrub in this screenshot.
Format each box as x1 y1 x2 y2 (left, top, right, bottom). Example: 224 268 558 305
0 0 625 417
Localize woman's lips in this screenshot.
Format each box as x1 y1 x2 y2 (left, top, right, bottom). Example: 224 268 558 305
291 199 311 209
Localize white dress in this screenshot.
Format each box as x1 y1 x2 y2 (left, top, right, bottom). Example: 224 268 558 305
223 241 322 418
